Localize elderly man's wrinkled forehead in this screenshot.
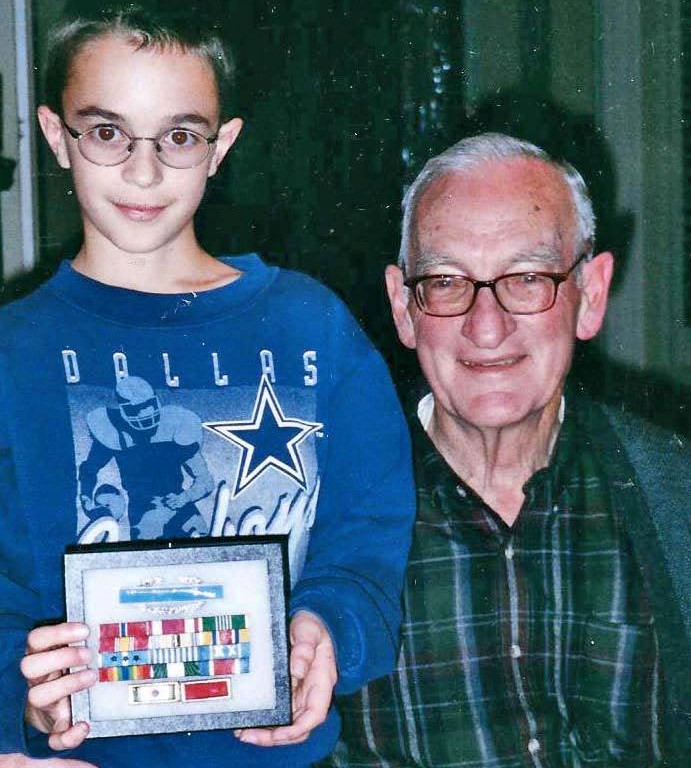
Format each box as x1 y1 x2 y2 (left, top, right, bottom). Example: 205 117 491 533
410 157 579 269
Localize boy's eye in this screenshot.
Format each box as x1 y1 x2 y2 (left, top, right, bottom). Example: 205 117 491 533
91 125 126 143
162 129 201 149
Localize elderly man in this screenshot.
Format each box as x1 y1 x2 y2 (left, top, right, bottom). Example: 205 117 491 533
332 134 690 767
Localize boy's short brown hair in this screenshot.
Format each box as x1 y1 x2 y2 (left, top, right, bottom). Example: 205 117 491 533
44 1 235 119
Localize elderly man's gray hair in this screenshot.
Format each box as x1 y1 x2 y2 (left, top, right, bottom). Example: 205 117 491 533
398 132 595 273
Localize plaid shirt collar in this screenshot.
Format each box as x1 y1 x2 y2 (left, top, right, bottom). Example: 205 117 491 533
408 384 583 528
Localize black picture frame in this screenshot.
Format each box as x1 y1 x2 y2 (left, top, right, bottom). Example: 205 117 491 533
64 535 291 739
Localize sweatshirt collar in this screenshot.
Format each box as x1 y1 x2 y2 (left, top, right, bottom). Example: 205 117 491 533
45 254 277 327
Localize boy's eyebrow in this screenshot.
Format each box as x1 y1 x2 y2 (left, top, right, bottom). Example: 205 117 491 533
169 113 214 130
73 108 214 131
74 106 123 122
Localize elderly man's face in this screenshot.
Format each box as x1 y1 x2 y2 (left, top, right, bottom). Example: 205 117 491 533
387 157 612 431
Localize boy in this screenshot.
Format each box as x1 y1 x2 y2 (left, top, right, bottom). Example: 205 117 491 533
0 3 414 766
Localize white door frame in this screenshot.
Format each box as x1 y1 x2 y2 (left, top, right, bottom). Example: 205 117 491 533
0 0 37 279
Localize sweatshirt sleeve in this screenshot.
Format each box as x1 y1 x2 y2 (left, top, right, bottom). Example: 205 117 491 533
290 340 415 695
0 400 42 754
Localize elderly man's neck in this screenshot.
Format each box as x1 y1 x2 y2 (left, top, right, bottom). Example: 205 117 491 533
425 395 564 527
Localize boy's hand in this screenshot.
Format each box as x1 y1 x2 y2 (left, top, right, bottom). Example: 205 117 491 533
21 622 98 751
235 610 337 747
0 756 97 768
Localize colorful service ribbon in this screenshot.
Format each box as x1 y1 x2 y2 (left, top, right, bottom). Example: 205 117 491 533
96 614 250 684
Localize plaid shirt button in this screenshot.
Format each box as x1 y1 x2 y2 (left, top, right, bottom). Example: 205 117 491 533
341 397 660 766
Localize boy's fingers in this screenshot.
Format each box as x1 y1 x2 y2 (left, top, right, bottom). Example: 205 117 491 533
25 622 89 654
0 756 97 768
47 720 90 751
21 645 92 681
21 622 97 740
262 706 323 744
289 641 316 680
287 691 333 739
237 717 312 747
235 725 305 747
238 672 334 747
27 668 98 710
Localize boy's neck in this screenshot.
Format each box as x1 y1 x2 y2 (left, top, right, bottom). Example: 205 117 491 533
72 237 241 294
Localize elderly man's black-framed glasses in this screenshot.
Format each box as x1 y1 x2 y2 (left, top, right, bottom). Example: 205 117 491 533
405 254 588 317
62 121 218 169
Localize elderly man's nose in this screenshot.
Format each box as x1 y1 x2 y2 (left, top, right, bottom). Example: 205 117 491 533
461 284 516 347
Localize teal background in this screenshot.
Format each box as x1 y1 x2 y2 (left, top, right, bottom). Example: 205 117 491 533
2 0 689 432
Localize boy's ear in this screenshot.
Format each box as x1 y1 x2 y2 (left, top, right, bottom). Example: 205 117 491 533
37 105 71 169
576 251 614 340
208 117 243 177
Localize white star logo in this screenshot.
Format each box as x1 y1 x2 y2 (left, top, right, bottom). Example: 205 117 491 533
203 376 322 496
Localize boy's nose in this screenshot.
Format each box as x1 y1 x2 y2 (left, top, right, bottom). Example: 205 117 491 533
121 139 163 187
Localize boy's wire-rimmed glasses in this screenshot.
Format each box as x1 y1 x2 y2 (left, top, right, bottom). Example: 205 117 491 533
404 253 588 317
61 121 218 169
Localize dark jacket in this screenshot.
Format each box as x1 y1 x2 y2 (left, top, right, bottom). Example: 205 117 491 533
600 406 691 766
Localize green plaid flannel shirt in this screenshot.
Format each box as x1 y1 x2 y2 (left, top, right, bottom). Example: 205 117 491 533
330 390 660 768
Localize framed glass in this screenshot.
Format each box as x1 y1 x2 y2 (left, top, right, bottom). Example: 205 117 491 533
405 254 586 317
62 121 218 168
64 536 291 738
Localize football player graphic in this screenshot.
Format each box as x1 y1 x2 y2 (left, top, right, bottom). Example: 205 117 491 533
78 376 213 540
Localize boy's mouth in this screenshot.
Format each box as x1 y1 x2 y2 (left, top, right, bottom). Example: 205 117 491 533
114 202 166 222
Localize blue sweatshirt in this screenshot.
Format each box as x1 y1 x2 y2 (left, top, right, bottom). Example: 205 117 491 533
0 255 415 766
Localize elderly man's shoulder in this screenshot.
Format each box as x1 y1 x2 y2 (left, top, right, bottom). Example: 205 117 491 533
579 397 689 575
596 401 691 754
598 402 691 498
593 397 690 637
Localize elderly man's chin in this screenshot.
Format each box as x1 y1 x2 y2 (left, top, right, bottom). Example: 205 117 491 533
439 386 563 433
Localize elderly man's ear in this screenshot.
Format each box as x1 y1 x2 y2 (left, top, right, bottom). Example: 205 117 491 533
385 264 417 349
576 251 614 341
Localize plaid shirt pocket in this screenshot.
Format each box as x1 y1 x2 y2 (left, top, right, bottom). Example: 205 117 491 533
571 617 657 763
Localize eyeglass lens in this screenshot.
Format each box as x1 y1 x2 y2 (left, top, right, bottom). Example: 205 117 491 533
417 273 559 316
76 125 213 168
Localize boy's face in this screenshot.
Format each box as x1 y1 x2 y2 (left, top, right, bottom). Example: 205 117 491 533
37 34 242 259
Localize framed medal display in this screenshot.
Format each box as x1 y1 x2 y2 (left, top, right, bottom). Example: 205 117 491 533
64 536 291 738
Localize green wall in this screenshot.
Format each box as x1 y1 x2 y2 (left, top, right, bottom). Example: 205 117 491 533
18 0 690 431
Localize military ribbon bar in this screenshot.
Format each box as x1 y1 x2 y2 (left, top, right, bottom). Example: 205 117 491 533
96 614 250 683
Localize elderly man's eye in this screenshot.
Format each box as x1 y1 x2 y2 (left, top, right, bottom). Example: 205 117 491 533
429 276 465 291
505 273 544 290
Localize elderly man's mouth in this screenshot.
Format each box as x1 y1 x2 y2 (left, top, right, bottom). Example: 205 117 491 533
460 356 525 369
